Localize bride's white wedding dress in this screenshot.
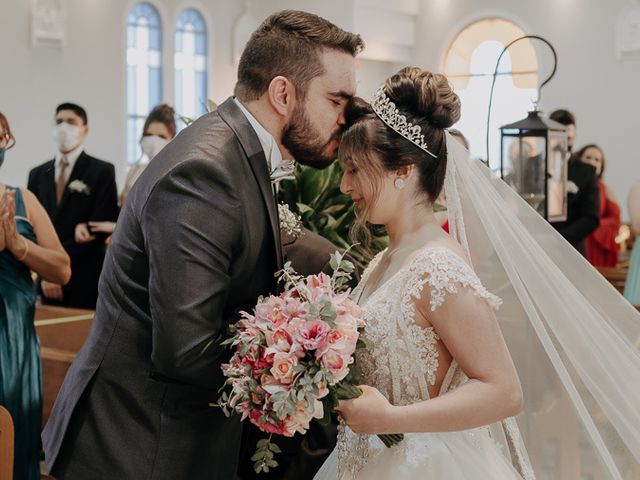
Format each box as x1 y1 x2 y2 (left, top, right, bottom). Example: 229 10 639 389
315 244 534 480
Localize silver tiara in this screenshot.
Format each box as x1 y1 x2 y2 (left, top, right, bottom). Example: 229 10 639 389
371 86 437 159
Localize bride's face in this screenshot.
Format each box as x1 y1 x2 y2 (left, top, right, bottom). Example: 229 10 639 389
340 156 398 225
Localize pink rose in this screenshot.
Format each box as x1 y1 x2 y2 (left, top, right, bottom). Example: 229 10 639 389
294 319 331 351
336 298 365 329
271 352 298 384
305 273 333 302
333 314 361 341
289 400 314 432
316 329 356 359
321 348 351 383
265 327 293 353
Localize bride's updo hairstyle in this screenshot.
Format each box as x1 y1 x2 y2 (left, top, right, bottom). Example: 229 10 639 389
339 67 460 245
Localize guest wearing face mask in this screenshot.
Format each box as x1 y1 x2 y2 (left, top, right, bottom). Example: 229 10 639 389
87 104 176 237
27 103 118 309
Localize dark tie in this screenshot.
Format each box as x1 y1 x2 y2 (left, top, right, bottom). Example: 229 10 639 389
56 157 69 205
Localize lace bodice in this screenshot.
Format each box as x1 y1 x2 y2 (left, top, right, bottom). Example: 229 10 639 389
352 244 501 406
336 244 502 478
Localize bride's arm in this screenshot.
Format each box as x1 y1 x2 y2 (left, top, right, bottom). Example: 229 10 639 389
338 287 523 435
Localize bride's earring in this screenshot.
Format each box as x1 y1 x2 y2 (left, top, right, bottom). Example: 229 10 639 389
394 178 405 190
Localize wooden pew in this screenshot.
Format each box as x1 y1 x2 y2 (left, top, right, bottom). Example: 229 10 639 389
35 305 94 429
596 264 628 295
0 406 14 480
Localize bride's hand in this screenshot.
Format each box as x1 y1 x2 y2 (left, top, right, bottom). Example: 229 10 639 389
336 385 397 435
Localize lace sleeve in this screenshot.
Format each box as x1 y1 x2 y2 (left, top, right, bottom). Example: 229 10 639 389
404 246 502 313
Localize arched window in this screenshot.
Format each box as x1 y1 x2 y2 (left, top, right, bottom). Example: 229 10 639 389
174 8 208 128
126 2 163 164
442 18 538 169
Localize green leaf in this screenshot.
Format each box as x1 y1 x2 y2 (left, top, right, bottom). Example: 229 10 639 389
256 438 270 448
251 452 265 462
269 443 283 454
207 99 218 112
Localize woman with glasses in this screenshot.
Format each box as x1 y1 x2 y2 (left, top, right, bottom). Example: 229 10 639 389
0 111 71 480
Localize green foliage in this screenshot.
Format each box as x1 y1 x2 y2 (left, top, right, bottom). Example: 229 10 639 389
252 438 281 473
278 162 388 271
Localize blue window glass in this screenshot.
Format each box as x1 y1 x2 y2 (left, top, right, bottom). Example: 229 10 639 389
126 2 163 164
174 9 207 130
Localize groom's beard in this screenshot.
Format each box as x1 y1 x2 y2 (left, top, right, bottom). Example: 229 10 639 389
282 104 341 169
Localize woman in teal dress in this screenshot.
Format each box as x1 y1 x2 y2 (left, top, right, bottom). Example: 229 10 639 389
1 112 71 480
624 181 640 305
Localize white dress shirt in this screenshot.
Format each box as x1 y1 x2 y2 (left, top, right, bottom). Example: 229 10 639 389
233 98 284 173
55 144 84 184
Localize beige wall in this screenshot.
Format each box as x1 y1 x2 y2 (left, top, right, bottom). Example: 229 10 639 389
1 0 637 218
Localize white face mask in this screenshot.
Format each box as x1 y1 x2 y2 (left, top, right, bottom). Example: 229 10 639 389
53 123 84 153
140 135 169 161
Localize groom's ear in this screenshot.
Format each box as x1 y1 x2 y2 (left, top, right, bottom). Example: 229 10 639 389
267 76 296 118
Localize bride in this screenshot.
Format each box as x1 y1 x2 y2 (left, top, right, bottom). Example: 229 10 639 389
314 67 640 479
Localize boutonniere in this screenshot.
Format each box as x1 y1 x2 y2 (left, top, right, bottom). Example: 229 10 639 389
68 179 91 195
567 180 579 194
278 203 303 239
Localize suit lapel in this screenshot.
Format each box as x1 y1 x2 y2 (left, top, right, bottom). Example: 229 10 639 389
58 152 90 213
42 160 58 219
217 97 283 273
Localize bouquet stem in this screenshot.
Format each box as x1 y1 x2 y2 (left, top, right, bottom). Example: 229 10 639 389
335 383 404 448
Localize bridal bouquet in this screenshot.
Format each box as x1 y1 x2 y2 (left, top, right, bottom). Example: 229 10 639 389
218 251 402 473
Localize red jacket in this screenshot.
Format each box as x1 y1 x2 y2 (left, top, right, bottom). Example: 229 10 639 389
586 181 621 267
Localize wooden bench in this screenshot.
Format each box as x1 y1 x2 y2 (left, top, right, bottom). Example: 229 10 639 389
35 305 94 429
0 406 14 480
596 264 628 295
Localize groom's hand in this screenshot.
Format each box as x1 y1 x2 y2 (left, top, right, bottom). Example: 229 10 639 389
336 385 397 435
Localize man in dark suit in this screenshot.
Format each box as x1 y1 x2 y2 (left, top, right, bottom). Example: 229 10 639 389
42 11 363 480
27 103 118 308
549 109 600 256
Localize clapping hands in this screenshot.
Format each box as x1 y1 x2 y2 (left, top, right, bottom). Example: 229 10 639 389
0 189 21 253
0 191 6 252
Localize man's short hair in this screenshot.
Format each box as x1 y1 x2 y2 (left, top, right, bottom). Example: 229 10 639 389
549 109 575 127
56 103 88 125
234 10 364 101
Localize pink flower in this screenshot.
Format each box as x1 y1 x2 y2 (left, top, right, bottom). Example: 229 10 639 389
265 327 293 353
288 400 315 432
316 328 356 359
304 273 333 302
333 314 361 341
271 352 298 384
317 381 329 398
321 348 351 383
336 298 365 329
294 319 331 351
249 409 290 436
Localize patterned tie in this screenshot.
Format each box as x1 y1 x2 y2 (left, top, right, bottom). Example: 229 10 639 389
56 156 69 205
270 160 296 186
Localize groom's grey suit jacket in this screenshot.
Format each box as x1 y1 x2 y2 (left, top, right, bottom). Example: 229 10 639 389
42 98 282 480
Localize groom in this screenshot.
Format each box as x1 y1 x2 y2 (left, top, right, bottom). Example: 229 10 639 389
42 10 362 480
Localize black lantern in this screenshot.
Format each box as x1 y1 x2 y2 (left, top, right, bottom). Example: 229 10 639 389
500 110 568 222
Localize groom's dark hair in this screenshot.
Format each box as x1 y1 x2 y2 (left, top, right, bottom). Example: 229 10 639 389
234 10 364 101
